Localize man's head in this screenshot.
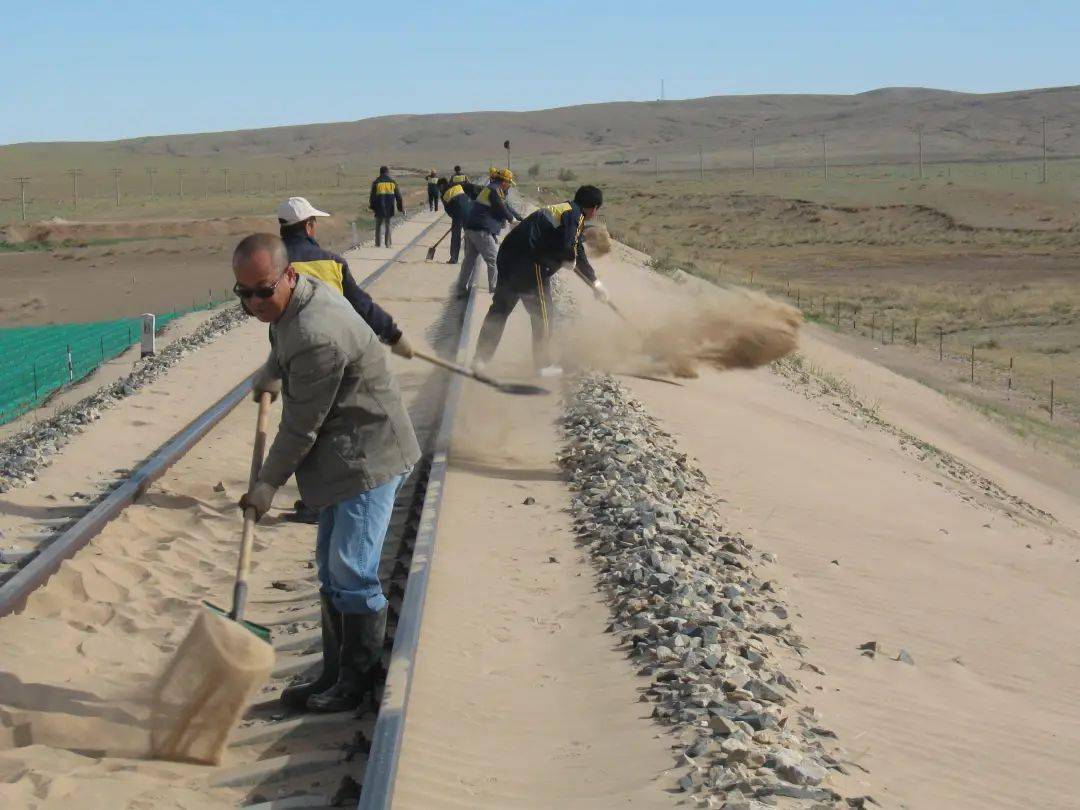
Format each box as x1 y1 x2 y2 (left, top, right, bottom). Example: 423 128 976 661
379 165 389 175
454 165 462 174
277 197 330 239
574 185 603 220
437 177 449 192
490 167 515 192
232 233 296 324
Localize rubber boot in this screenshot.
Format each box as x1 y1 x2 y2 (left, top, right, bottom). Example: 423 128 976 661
280 594 341 710
307 608 386 713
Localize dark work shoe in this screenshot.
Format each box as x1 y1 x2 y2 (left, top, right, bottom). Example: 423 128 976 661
280 594 341 710
307 609 387 713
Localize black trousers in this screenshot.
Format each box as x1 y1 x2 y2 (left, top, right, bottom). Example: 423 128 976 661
475 265 555 369
427 187 439 211
375 216 392 247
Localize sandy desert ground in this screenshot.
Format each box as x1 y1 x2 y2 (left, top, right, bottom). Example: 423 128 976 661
0 181 1076 810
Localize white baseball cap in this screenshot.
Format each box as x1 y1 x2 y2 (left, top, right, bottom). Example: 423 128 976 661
276 196 330 225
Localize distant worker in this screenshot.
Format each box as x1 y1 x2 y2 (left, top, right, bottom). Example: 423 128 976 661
369 166 405 247
276 196 415 523
457 167 523 296
426 170 440 211
449 165 469 186
437 177 481 264
235 233 420 713
473 185 607 377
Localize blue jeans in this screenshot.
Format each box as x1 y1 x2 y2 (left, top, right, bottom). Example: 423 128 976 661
316 472 408 614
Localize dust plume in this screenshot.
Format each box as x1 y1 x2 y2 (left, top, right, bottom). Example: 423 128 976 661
643 288 801 377
563 282 801 378
583 224 612 256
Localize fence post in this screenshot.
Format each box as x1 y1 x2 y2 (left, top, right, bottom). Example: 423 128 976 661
67 345 73 382
939 327 943 361
891 321 895 344
913 318 919 347
1008 357 1013 390
970 346 975 383
100 335 105 361
871 312 876 335
1050 380 1054 420
33 363 39 398
835 301 840 327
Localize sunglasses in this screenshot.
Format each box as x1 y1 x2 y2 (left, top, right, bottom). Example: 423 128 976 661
233 272 286 300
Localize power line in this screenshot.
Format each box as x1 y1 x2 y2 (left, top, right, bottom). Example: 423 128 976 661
66 168 83 209
14 177 30 221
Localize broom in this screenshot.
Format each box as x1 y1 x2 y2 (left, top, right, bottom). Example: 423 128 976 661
425 226 453 261
150 392 276 765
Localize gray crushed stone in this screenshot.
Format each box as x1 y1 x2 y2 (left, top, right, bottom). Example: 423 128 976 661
559 372 871 808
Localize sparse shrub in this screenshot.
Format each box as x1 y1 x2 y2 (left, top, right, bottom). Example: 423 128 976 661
557 168 577 182
527 163 541 179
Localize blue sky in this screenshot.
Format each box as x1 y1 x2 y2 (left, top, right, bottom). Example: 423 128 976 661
2 1 1077 144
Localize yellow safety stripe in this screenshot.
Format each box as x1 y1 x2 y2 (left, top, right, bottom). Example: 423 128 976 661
292 259 344 293
573 212 586 262
375 181 396 195
442 184 465 204
450 174 468 184
476 185 505 208
542 202 573 227
534 264 549 339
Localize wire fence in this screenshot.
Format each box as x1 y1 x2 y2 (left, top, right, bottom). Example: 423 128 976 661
0 295 232 424
744 279 1072 425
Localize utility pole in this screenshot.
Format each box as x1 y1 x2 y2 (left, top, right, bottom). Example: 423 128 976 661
699 144 704 181
335 163 345 188
177 168 186 198
1041 116 1048 183
202 167 210 199
660 78 665 102
67 168 83 209
751 135 757 178
14 177 30 221
240 171 248 194
146 167 158 197
821 134 828 182
223 167 230 194
112 168 122 205
916 124 924 179
504 139 512 170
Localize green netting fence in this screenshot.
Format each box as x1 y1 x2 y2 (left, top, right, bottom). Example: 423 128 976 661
0 296 232 425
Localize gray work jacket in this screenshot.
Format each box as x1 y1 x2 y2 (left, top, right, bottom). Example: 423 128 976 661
259 275 420 510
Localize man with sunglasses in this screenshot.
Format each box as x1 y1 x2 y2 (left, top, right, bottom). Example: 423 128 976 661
234 232 420 713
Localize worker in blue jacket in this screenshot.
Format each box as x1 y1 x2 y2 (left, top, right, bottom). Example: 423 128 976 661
437 177 480 264
369 167 405 247
275 196 415 524
473 185 607 377
426 170 440 211
458 167 523 296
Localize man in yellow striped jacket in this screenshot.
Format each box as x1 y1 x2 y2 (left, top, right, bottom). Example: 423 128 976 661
368 166 405 247
473 185 606 377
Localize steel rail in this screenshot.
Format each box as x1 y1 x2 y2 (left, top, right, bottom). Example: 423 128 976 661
357 283 480 809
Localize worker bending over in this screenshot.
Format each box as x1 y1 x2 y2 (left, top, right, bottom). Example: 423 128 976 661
369 166 405 247
236 234 420 713
276 196 414 523
425 171 439 211
473 185 607 377
458 167 523 296
437 177 480 264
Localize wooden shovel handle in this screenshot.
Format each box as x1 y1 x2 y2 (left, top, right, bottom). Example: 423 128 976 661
232 391 272 621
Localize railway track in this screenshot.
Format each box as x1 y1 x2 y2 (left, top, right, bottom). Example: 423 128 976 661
0 210 470 807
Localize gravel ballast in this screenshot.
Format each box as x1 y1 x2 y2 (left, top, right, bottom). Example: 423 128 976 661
559 372 873 809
